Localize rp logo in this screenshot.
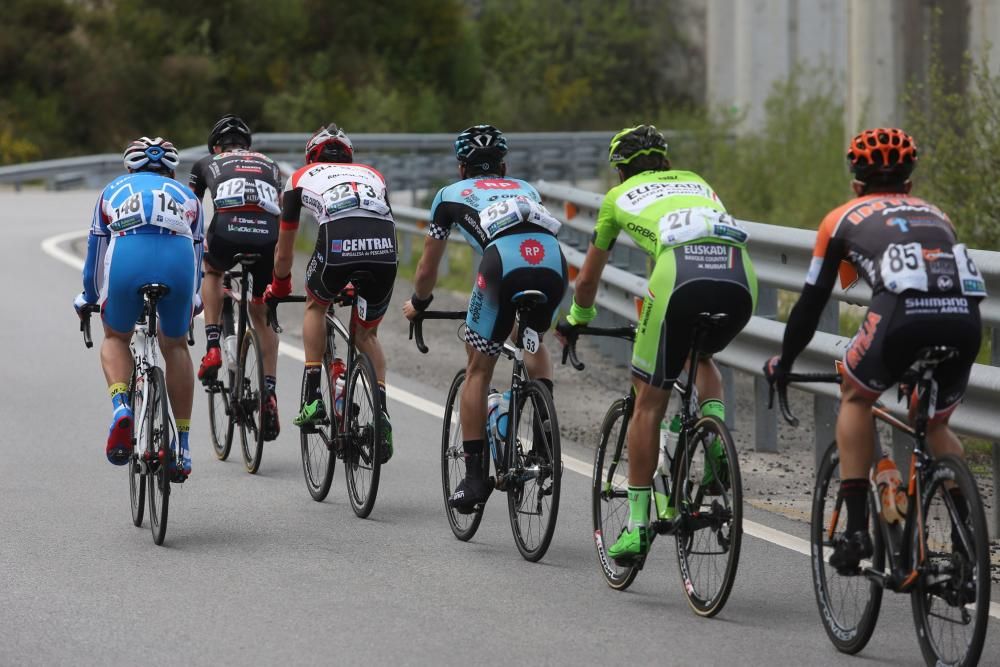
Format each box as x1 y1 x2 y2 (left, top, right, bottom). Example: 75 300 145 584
476 273 486 290
520 239 545 265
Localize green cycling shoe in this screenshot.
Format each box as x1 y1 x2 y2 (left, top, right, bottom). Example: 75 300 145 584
701 438 730 492
294 398 327 428
607 526 650 564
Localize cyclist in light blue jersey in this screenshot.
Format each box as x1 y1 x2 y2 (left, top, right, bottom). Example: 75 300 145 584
74 137 204 476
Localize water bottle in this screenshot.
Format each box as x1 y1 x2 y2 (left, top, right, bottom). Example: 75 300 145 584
496 391 510 441
223 333 238 368
875 446 907 524
487 390 502 442
658 414 682 474
331 357 347 418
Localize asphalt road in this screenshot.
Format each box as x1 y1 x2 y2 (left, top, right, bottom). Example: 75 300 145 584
2 191 998 666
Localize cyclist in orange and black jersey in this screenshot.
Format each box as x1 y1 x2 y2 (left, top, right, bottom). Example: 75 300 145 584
190 115 284 440
765 128 986 572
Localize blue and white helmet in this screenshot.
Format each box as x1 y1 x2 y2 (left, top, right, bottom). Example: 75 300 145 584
123 136 180 173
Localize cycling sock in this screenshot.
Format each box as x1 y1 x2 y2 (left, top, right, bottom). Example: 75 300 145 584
205 324 221 349
378 381 388 415
303 363 323 402
463 439 485 479
109 383 129 410
264 375 277 394
627 486 651 531
176 419 191 470
700 398 725 421
840 478 870 534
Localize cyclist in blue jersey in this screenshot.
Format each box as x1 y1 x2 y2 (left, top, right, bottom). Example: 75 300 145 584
403 125 568 511
74 137 205 476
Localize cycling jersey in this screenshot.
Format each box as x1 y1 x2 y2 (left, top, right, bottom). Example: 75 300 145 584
83 172 204 336
780 193 985 412
281 162 392 229
189 149 283 296
593 169 756 387
428 177 560 252
593 170 746 257
282 162 397 326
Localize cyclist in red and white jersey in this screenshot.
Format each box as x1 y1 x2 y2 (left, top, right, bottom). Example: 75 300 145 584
264 124 397 461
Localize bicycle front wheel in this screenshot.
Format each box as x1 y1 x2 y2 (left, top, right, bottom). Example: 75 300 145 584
146 367 170 546
672 415 742 617
507 380 561 562
810 440 884 654
128 370 145 527
344 352 382 518
300 352 335 501
911 454 990 667
238 329 265 474
441 370 487 540
592 397 639 590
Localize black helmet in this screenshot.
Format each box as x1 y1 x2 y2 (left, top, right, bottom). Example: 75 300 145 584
608 125 668 167
208 114 252 152
454 124 508 164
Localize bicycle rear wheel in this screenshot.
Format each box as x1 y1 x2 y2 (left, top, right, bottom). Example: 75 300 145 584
238 328 265 474
300 351 336 501
911 454 990 667
592 397 640 590
128 371 145 527
344 352 382 518
146 367 170 546
672 415 742 617
507 380 561 562
810 440 884 654
441 370 487 540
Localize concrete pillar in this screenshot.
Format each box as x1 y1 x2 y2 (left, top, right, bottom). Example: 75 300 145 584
847 0 905 131
734 0 792 130
970 0 1000 75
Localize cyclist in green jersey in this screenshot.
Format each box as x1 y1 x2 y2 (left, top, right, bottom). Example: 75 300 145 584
558 125 758 562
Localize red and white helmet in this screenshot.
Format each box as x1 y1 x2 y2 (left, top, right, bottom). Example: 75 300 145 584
123 136 179 173
305 123 353 164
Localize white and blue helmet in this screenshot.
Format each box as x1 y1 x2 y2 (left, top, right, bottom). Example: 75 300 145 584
123 136 180 173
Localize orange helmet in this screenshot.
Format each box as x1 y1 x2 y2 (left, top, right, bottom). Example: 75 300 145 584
846 128 917 183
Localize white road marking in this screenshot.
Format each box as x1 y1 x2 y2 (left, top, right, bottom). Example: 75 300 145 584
44 228 1000 622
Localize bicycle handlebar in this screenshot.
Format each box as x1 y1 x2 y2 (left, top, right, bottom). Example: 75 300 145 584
408 310 468 354
266 295 307 333
78 304 102 349
767 371 841 427
557 322 636 372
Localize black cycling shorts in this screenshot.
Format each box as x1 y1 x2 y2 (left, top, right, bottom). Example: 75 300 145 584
204 211 277 298
842 291 981 416
305 217 398 327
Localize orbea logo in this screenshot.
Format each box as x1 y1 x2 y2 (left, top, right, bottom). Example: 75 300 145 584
520 238 545 265
331 239 343 253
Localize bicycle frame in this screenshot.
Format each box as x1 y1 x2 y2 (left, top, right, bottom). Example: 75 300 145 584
130 291 178 472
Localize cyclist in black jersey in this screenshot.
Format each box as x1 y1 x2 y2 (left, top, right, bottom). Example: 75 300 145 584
765 128 985 571
190 115 283 440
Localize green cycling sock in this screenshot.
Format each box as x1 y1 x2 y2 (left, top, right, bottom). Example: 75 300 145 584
627 486 651 531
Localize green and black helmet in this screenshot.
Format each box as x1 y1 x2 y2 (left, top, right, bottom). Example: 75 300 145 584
608 125 668 167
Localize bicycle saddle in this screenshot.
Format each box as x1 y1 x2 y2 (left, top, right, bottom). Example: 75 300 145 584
234 253 261 266
696 312 729 328
914 346 960 369
512 290 548 308
138 283 170 300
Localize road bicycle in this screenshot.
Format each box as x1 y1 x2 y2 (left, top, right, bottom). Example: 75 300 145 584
769 346 990 666
203 253 271 473
409 290 562 562
560 313 743 617
268 273 385 518
81 284 184 546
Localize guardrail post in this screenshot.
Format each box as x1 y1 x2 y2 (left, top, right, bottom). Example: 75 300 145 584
720 365 736 430
813 302 840 470
754 286 778 451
